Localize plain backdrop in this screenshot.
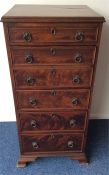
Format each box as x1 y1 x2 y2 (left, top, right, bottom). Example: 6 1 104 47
0 0 109 121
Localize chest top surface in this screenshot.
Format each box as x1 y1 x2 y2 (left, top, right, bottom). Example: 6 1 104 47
1 5 105 22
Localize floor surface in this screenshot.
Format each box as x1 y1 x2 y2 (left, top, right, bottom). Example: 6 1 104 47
0 120 108 175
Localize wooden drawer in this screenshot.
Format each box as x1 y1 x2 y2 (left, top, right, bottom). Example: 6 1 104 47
21 133 84 153
9 25 98 45
11 46 96 65
17 89 90 110
14 67 93 89
19 111 87 132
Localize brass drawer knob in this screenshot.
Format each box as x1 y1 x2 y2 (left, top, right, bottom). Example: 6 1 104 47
51 28 56 36
73 75 81 84
25 54 33 63
32 142 39 149
31 120 37 128
75 32 84 41
70 119 76 126
26 76 35 85
75 53 82 63
68 140 74 148
29 97 38 107
23 32 32 42
72 97 79 105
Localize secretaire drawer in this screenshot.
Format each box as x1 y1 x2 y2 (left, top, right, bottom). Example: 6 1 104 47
11 46 96 65
9 25 98 45
21 133 84 153
19 111 87 132
14 67 93 89
16 89 90 110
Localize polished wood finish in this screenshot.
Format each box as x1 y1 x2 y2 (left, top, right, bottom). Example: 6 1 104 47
17 89 90 110
9 26 98 44
11 46 96 65
14 67 93 89
1 5 105 22
18 111 87 132
21 133 84 153
1 5 105 167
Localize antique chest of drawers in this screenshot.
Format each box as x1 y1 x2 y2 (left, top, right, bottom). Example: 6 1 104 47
1 5 105 167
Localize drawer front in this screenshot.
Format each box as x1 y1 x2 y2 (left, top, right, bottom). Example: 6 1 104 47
11 46 96 65
21 133 84 152
19 111 87 132
9 26 98 44
17 89 90 110
14 67 93 89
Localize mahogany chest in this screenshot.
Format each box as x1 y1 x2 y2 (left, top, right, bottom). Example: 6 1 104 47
1 5 105 167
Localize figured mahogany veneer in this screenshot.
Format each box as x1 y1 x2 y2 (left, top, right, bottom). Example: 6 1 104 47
9 26 98 45
14 67 93 89
17 89 90 110
1 5 105 167
11 46 96 65
19 111 87 132
21 133 84 153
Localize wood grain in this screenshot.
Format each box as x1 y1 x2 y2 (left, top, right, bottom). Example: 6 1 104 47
21 133 84 153
17 89 90 110
18 111 87 132
11 46 96 65
9 26 98 45
14 66 93 89
1 5 105 167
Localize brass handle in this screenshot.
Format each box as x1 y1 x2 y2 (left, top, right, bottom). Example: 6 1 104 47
23 32 32 42
70 119 76 127
72 97 79 105
51 28 56 36
73 75 81 84
32 142 39 149
29 97 38 107
50 48 56 56
26 76 35 85
75 32 84 41
75 53 82 63
68 140 74 148
25 54 33 63
31 120 37 128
